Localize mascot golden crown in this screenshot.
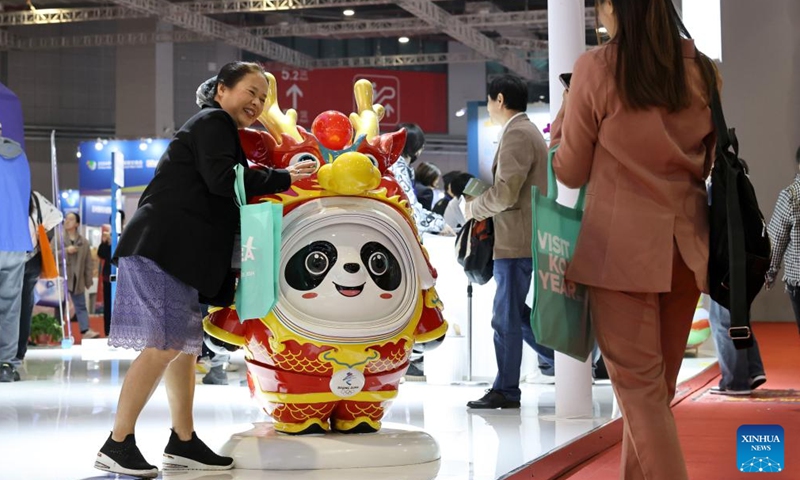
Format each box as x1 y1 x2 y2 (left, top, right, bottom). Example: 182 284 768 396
204 73 448 435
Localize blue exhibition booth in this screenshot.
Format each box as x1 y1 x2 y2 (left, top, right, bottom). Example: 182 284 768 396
75 138 168 226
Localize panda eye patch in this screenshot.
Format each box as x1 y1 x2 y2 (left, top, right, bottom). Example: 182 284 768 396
360 242 401 291
285 241 338 291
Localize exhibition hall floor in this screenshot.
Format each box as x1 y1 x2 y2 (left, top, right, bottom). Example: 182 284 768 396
0 344 715 480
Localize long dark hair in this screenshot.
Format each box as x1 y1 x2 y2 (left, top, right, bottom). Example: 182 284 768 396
597 0 716 112
399 122 425 163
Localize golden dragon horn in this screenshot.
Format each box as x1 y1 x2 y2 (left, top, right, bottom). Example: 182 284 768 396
256 72 303 144
349 79 385 142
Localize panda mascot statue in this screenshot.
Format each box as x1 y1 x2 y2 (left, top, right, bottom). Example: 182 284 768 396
204 74 448 436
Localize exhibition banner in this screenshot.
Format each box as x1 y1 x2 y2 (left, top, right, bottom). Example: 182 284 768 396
78 139 169 194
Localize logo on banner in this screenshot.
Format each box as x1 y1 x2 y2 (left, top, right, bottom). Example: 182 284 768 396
737 425 784 473
353 75 400 125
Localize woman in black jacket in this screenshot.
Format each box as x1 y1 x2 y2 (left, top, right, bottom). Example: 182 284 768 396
94 62 315 478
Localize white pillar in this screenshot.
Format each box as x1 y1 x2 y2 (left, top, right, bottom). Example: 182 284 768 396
548 0 594 419
447 42 486 136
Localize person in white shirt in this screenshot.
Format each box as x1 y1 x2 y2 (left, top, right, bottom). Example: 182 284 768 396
443 172 475 232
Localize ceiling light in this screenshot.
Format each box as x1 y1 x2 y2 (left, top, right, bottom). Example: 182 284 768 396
598 26 608 34
455 108 466 118
343 9 355 16
398 36 410 44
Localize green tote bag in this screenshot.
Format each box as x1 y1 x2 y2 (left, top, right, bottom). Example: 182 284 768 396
530 147 594 362
233 164 283 322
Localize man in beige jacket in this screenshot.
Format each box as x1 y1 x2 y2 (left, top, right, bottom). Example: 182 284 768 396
465 75 553 409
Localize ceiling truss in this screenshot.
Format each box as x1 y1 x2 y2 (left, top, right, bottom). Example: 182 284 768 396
11 31 207 50
1 2 594 30
100 0 312 66
396 0 533 79
0 0 598 77
249 10 550 37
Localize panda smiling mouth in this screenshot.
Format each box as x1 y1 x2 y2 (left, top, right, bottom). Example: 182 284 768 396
334 283 366 297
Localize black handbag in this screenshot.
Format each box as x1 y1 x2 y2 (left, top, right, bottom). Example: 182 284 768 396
703 59 771 349
455 218 494 285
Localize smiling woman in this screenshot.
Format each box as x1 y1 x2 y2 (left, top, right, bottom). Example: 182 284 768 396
92 61 317 478
213 63 269 128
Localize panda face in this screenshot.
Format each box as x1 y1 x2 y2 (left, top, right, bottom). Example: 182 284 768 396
285 240 401 297
281 225 407 325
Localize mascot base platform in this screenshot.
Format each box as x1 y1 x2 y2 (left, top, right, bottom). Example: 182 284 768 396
219 422 441 474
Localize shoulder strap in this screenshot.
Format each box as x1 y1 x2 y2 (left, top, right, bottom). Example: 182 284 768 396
31 192 42 225
697 53 732 152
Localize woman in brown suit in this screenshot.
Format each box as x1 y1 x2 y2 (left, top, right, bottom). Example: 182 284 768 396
551 1 718 478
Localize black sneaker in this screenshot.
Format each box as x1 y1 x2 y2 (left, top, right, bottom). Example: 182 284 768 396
163 429 234 471
0 363 18 383
95 432 159 478
404 362 426 381
750 374 767 390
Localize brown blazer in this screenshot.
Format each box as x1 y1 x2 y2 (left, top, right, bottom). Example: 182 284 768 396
469 114 548 259
550 39 715 293
61 233 93 295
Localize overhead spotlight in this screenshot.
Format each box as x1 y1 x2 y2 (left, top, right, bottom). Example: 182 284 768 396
398 36 410 44
76 151 82 159
94 141 103 151
598 26 608 34
343 9 355 16
139 142 148 151
455 108 466 118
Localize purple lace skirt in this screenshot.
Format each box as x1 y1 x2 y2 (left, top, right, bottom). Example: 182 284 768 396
108 256 203 356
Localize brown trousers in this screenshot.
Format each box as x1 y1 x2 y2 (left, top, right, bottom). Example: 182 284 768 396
590 249 700 480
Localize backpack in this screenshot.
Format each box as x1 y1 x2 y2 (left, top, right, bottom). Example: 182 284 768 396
455 218 494 285
704 59 771 349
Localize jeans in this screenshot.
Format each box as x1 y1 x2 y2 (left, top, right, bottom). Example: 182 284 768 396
71 291 90 332
787 285 800 334
708 300 765 390
0 251 27 366
491 258 555 401
16 252 42 362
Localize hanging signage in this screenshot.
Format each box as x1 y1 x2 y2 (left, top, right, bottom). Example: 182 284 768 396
260 66 448 134
82 195 113 227
78 139 169 194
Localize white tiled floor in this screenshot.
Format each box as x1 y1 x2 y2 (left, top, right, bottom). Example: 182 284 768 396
0 346 716 480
